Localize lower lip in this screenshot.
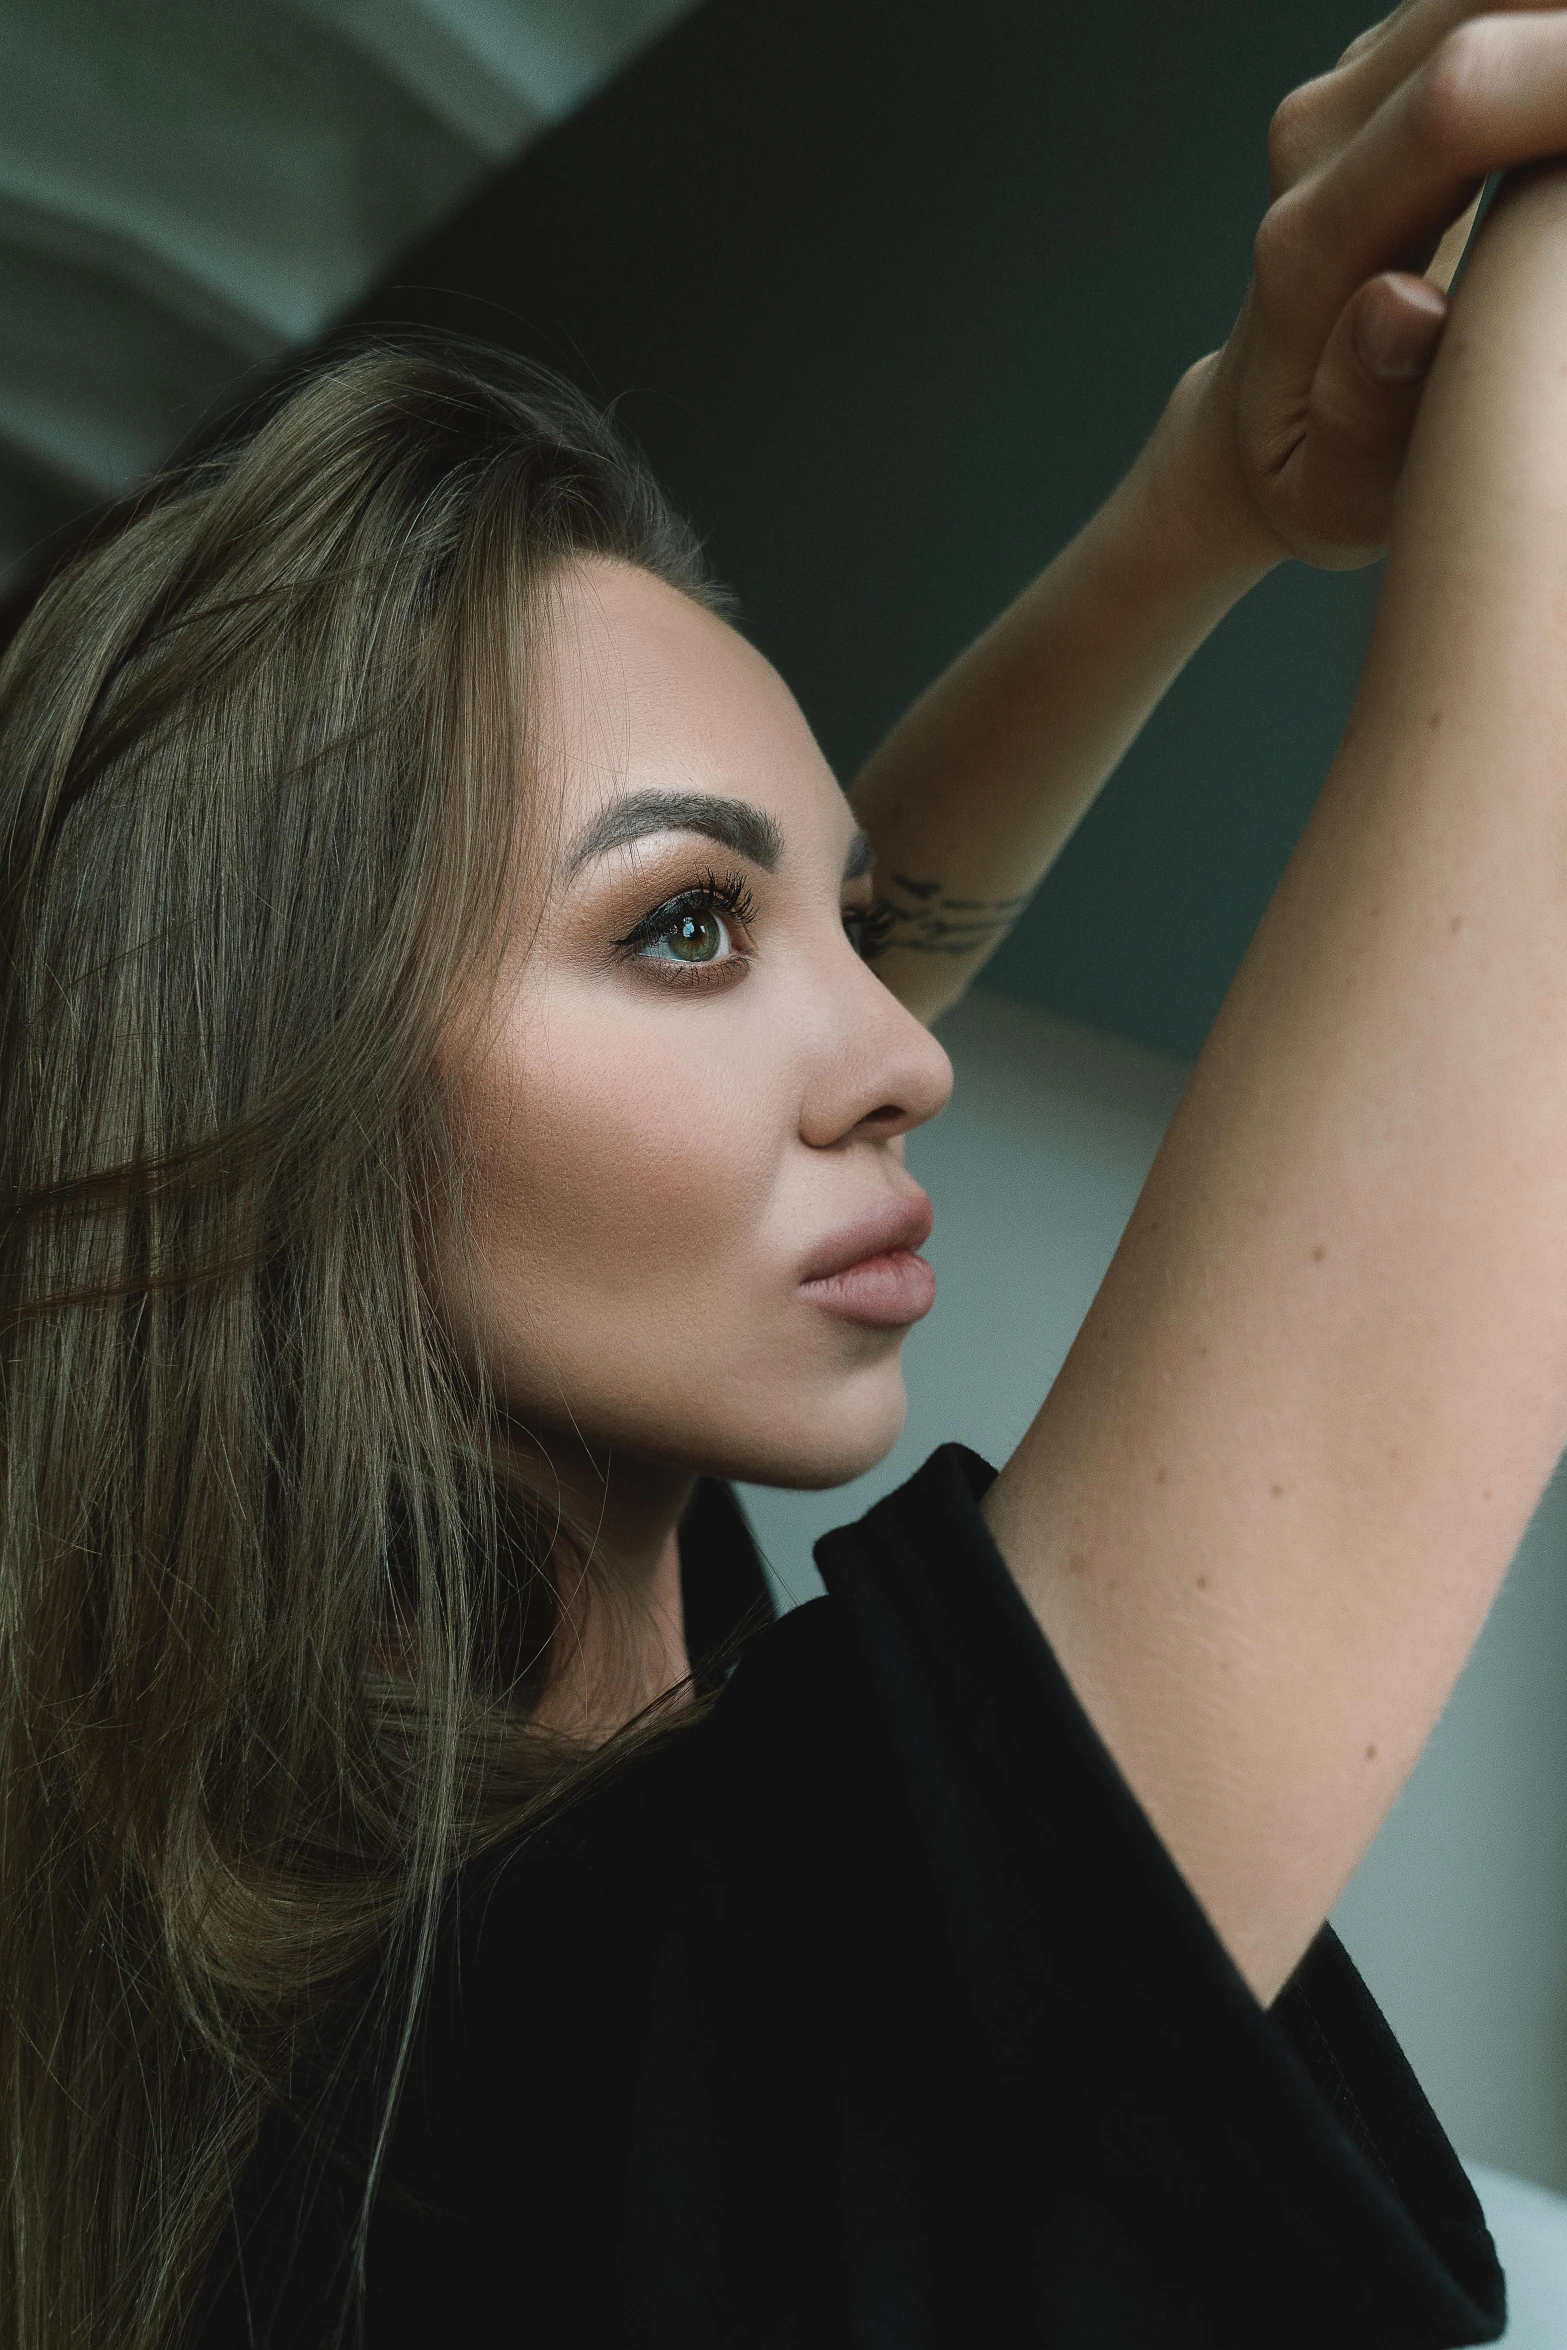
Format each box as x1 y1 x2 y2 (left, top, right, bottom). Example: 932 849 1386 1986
800 1248 936 1327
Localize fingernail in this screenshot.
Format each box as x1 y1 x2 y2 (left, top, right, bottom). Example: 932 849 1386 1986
1355 299 1435 383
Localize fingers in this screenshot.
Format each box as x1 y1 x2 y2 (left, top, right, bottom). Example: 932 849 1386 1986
1352 270 1450 378
1285 276 1450 559
1334 0 1561 107
1254 11 1567 374
1337 8 1410 70
1272 0 1566 192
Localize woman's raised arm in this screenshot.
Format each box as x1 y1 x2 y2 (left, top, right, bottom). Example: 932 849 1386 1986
851 0 1567 1025
984 156 1567 2007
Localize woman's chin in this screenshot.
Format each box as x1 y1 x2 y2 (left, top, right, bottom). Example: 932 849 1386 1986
522 1359 912 1495
704 1371 910 1493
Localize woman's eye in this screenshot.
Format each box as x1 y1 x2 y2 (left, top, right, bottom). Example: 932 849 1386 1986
612 873 754 981
641 905 732 966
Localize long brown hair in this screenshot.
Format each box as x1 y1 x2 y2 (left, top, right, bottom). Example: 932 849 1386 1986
0 340 718 2350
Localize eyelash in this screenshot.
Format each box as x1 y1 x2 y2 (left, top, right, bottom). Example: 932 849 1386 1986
611 869 889 986
613 870 759 986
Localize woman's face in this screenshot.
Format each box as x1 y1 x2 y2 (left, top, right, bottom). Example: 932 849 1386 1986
441 557 953 1492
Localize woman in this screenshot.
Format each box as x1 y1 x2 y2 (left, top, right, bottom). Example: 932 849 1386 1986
4 4 1566 2344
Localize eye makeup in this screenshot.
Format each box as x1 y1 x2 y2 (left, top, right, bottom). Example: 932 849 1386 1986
603 851 885 995
613 870 757 989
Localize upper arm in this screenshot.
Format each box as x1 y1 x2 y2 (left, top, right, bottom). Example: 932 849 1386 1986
983 167 1567 2005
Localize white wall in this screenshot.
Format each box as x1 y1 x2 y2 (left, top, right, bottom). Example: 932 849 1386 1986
739 986 1567 2194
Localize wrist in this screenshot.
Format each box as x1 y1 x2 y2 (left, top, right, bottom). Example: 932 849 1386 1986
1127 352 1287 591
1045 359 1280 665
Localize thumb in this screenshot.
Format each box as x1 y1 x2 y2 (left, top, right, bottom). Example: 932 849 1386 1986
1298 272 1449 561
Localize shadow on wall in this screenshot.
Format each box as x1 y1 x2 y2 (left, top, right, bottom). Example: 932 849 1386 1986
742 987 1567 2197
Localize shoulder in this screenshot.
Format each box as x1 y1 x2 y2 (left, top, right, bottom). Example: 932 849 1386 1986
358 1444 1501 2348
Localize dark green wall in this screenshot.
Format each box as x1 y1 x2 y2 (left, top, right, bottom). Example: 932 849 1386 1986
350 0 1382 1060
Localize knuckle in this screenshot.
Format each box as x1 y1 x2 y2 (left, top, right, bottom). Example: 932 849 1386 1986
1251 189 1313 304
1266 97 1302 193
1266 77 1331 192
1410 23 1496 159
1337 2 1413 73
1335 18 1385 72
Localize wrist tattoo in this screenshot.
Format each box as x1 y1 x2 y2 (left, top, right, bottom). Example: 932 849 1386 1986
864 871 1030 959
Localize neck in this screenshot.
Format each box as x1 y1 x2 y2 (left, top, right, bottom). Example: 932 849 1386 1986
497 1424 697 1737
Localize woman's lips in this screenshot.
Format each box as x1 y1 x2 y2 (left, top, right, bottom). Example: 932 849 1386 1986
800 1250 937 1326
799 1193 936 1327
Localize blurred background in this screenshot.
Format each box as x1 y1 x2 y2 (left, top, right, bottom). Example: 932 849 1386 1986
7 0 1567 2271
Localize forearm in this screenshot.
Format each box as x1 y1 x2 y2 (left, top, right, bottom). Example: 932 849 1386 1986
850 365 1281 1021
988 162 1567 2005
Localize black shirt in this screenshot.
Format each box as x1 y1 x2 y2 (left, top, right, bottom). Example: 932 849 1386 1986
203 1444 1505 2347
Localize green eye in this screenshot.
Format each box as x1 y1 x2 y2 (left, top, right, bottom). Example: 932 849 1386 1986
650 908 728 964
614 873 755 976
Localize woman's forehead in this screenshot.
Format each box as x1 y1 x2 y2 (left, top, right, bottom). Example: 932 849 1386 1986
536 559 856 873
538 558 800 760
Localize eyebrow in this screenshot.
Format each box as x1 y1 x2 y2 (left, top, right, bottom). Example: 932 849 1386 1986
567 790 783 875
566 787 876 885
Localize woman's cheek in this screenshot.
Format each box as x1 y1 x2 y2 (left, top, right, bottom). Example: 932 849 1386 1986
473 990 781 1300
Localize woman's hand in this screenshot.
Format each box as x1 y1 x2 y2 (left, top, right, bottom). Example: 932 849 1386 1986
852 4 1567 1029
1182 0 1567 570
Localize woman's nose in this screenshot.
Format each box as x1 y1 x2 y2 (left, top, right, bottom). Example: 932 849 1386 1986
798 960 954 1150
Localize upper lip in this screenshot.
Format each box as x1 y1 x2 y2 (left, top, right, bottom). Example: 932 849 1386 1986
799 1190 934 1284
